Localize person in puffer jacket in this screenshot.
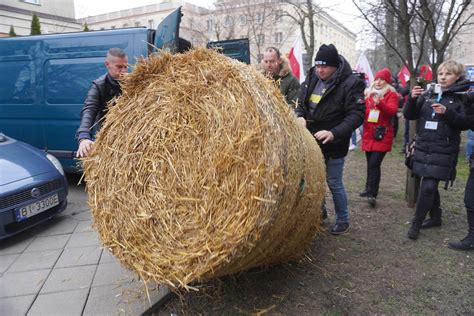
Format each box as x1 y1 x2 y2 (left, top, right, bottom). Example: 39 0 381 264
360 68 399 207
404 60 471 240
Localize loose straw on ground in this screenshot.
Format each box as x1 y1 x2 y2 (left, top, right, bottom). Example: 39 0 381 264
83 48 326 290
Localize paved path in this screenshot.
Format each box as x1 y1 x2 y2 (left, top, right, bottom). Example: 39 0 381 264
0 177 169 315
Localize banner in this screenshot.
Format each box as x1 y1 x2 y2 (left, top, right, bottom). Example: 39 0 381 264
288 35 306 83
355 53 374 86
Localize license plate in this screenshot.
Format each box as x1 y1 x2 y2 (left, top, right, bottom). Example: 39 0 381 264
15 194 59 221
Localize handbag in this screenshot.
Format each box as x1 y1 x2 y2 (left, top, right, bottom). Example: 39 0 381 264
405 140 416 169
373 125 387 141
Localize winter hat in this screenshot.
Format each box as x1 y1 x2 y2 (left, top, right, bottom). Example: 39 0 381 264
375 68 392 84
314 44 340 67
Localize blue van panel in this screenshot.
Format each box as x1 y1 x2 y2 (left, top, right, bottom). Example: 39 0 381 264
0 28 149 172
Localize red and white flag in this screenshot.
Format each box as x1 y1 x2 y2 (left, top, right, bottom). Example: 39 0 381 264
355 53 374 86
398 64 410 87
419 64 433 81
288 35 306 83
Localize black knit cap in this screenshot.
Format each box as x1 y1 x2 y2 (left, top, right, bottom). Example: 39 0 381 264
315 44 340 67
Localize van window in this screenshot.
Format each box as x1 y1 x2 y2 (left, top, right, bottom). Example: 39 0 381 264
45 57 104 105
0 60 35 104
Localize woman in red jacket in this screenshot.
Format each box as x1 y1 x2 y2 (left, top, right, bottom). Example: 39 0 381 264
359 68 399 206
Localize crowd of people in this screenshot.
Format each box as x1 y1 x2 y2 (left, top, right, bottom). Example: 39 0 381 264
75 45 473 251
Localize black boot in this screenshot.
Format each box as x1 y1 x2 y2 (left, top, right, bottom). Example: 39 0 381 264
408 219 422 240
448 209 474 250
421 207 442 229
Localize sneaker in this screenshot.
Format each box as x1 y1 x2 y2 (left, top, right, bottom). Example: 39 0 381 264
331 222 350 235
349 144 357 151
448 236 474 250
367 196 376 207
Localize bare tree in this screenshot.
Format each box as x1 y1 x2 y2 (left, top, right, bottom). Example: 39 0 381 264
281 0 318 65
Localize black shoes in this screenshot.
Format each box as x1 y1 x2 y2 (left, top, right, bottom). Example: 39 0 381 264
367 196 376 207
448 235 474 251
421 218 442 229
359 190 368 197
331 222 350 235
407 222 421 240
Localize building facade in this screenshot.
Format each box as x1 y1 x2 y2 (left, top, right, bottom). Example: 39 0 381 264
0 0 81 37
80 1 211 48
448 3 474 68
81 0 357 68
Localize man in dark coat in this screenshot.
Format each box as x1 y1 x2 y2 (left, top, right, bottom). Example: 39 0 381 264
262 47 300 107
75 47 128 157
295 44 366 235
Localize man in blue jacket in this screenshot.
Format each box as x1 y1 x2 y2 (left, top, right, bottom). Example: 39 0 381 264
295 44 365 235
75 48 128 158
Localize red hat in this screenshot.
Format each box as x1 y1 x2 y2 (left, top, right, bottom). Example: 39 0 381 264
375 68 392 84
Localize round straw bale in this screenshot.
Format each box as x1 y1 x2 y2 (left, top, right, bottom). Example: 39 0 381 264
83 48 326 289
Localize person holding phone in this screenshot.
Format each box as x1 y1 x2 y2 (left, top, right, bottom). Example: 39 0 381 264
359 68 399 206
404 60 471 240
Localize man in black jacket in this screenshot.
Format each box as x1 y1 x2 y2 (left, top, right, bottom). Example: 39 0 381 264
75 48 128 157
295 44 365 235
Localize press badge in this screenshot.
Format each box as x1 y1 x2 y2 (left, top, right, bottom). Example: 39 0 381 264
368 109 380 123
425 121 438 130
309 94 322 104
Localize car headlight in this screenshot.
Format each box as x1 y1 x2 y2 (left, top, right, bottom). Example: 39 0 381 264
46 153 65 176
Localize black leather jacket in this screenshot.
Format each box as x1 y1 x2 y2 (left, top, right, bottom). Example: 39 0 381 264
75 73 121 141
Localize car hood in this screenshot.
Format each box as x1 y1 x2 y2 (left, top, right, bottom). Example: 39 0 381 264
0 138 52 186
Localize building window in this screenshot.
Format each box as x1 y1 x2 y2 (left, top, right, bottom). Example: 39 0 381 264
22 0 40 4
274 32 283 43
275 10 283 22
239 15 247 25
111 25 116 29
123 23 129 28
256 13 263 24
135 22 140 27
224 16 233 28
257 54 263 63
257 34 265 44
206 19 213 32
148 19 154 28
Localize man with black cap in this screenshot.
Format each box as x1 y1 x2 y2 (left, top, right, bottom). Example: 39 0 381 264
295 44 365 235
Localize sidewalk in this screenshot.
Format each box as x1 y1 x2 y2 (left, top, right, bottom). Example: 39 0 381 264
0 182 170 315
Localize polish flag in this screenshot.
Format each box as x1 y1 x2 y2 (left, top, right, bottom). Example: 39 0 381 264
419 64 433 81
288 35 306 83
398 64 410 87
355 53 374 86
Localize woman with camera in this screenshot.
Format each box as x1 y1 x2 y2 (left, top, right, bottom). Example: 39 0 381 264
431 90 474 250
360 68 399 207
404 60 471 240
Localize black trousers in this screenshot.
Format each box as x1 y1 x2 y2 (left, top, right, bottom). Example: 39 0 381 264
465 164 474 210
414 178 440 223
365 151 386 198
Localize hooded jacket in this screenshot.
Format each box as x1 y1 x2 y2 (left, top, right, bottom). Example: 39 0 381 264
271 58 300 107
75 73 121 141
295 55 366 159
404 79 471 181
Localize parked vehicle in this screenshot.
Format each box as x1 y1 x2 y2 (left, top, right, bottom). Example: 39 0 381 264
0 7 250 173
0 133 68 240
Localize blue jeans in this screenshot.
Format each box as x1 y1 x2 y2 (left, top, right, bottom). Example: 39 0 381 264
466 130 474 159
325 157 349 223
